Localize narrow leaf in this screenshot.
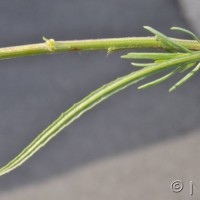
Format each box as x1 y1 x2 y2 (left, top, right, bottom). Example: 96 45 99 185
1 43 200 176
131 62 154 67
169 62 200 92
138 67 181 89
144 26 192 53
121 52 188 60
171 27 200 43
180 62 196 73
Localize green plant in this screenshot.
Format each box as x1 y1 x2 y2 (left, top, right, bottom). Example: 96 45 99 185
0 26 200 176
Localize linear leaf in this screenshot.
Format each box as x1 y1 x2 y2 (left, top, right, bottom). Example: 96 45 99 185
121 52 188 60
171 27 200 43
169 62 200 92
144 26 192 53
180 62 196 73
138 67 181 89
131 62 154 67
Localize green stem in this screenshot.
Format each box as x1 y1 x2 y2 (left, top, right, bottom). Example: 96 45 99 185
1 37 200 60
1 51 200 176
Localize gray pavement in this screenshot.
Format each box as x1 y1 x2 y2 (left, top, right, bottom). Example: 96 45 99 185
1 131 200 200
0 0 200 199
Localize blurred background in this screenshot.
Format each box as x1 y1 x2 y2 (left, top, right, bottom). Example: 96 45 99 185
0 0 200 199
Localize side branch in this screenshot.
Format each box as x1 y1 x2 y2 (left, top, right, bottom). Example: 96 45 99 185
1 52 200 176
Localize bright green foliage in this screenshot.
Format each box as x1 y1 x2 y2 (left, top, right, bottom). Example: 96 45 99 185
122 26 200 91
1 27 200 176
144 26 193 53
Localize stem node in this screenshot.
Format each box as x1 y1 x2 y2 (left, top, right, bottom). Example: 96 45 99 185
42 37 56 52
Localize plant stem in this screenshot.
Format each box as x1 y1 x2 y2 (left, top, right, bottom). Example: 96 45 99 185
1 37 200 60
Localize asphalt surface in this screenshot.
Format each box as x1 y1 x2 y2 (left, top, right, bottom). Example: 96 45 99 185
0 0 200 199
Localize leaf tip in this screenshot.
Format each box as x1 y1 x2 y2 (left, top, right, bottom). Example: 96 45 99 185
169 87 175 92
137 86 144 90
143 26 152 31
170 27 176 30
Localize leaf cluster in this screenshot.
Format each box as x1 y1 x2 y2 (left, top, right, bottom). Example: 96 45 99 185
122 26 200 92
